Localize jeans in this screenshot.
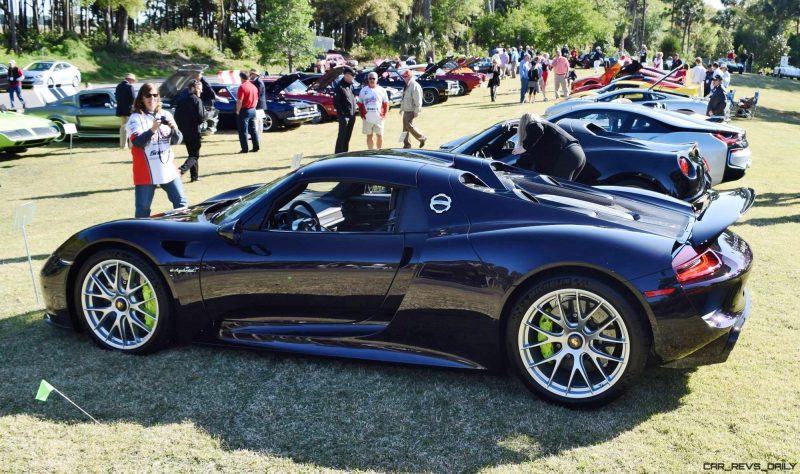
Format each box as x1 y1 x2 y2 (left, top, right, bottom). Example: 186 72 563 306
8 85 24 107
134 177 187 218
519 78 529 102
237 108 259 152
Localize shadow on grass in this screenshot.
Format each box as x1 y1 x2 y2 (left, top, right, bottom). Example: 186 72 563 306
0 311 691 472
27 186 133 201
741 215 800 226
0 254 50 266
753 193 800 208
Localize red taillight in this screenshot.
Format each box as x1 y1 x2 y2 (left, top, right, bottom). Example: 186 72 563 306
678 156 691 177
673 247 723 283
713 132 739 147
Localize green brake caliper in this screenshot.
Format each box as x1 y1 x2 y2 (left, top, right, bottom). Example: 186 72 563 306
538 313 555 359
140 279 157 330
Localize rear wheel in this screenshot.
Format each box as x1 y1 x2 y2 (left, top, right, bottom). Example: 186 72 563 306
422 88 437 106
506 274 649 407
74 248 173 354
52 120 67 143
263 112 278 132
457 81 468 96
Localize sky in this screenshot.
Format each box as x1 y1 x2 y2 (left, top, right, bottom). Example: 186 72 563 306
704 0 724 9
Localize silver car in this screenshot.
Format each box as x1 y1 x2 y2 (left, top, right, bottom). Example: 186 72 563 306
545 102 751 184
21 60 81 88
546 88 711 116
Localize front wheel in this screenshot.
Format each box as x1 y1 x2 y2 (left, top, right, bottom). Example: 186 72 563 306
457 82 468 96
422 88 437 106
311 104 328 123
72 75 80 87
506 275 649 407
74 248 173 354
52 120 67 143
47 77 54 87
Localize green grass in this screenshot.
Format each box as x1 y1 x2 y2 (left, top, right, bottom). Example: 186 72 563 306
1 72 799 472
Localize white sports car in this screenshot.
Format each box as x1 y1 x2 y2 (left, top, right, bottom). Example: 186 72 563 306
546 88 711 116
21 60 81 88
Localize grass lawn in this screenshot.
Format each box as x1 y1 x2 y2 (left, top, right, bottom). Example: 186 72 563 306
1 72 799 473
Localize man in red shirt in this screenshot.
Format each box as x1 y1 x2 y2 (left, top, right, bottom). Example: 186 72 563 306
236 71 260 153
551 51 570 99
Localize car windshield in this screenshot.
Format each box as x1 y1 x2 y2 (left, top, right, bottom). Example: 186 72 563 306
285 80 307 93
27 62 54 71
212 172 293 224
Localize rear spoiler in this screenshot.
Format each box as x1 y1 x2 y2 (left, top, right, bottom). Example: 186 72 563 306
689 188 755 247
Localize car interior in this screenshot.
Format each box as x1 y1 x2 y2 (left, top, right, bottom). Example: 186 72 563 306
266 181 399 233
79 93 115 109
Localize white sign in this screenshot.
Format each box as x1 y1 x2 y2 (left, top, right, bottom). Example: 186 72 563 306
13 201 36 230
780 55 789 67
291 153 303 171
62 123 77 135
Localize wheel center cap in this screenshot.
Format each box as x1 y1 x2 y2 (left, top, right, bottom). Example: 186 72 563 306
567 334 584 349
114 298 128 312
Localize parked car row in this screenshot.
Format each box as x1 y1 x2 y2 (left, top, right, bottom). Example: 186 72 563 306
15 58 488 145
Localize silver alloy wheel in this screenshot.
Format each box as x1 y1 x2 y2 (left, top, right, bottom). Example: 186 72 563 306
458 82 467 96
263 113 274 131
517 289 630 399
423 89 436 105
81 259 159 350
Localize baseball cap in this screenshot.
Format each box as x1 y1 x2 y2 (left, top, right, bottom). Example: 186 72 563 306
125 73 136 81
342 67 355 76
712 73 723 80
8 59 15 65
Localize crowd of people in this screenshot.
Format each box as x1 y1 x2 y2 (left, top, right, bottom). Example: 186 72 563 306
108 40 750 217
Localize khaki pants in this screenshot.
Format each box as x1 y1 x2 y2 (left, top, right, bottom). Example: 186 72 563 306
554 74 569 98
402 111 424 148
119 116 129 149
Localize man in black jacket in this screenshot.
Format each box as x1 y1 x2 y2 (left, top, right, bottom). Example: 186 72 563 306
115 73 136 149
334 68 357 153
706 74 727 117
175 80 206 182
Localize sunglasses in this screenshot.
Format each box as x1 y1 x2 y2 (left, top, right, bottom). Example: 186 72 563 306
368 78 377 81
144 93 159 98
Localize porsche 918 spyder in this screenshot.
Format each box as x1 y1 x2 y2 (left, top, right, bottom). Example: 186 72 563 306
41 150 754 406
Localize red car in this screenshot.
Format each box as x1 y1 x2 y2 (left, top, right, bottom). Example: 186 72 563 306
571 60 688 93
262 66 343 122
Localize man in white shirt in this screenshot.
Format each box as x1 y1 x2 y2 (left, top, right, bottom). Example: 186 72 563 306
690 57 707 97
719 64 731 89
358 72 390 149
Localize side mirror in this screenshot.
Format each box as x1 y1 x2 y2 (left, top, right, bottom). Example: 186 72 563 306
217 219 243 244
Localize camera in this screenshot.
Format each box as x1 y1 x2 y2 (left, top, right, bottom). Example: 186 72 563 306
160 116 170 125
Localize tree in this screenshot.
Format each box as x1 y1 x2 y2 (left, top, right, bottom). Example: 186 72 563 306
257 0 315 72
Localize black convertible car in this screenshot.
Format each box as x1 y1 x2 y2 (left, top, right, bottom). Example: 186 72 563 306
41 151 753 407
440 119 712 202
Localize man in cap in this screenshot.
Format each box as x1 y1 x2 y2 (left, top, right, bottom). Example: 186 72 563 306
399 69 426 148
706 74 727 117
249 69 267 140
334 67 357 153
8 59 26 109
115 73 136 148
175 79 206 182
358 71 389 150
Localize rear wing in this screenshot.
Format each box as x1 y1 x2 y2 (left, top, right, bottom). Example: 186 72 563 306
690 188 755 247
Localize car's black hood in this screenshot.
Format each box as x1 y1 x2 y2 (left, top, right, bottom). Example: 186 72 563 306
265 73 301 94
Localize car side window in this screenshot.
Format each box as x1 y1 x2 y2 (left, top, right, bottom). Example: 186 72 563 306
266 181 400 233
79 93 111 108
620 114 670 133
563 111 624 133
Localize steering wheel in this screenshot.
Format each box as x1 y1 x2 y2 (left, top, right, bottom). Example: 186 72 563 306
288 200 324 231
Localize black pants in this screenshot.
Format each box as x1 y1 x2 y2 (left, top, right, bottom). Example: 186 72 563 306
490 84 498 101
552 143 586 181
180 137 201 180
335 115 355 154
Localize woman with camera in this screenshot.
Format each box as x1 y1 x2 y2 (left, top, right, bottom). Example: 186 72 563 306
126 83 186 218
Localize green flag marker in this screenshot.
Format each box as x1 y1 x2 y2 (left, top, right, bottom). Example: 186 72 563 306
33 379 100 424
35 379 55 402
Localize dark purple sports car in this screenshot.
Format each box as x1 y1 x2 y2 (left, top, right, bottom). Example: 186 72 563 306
41 150 753 406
